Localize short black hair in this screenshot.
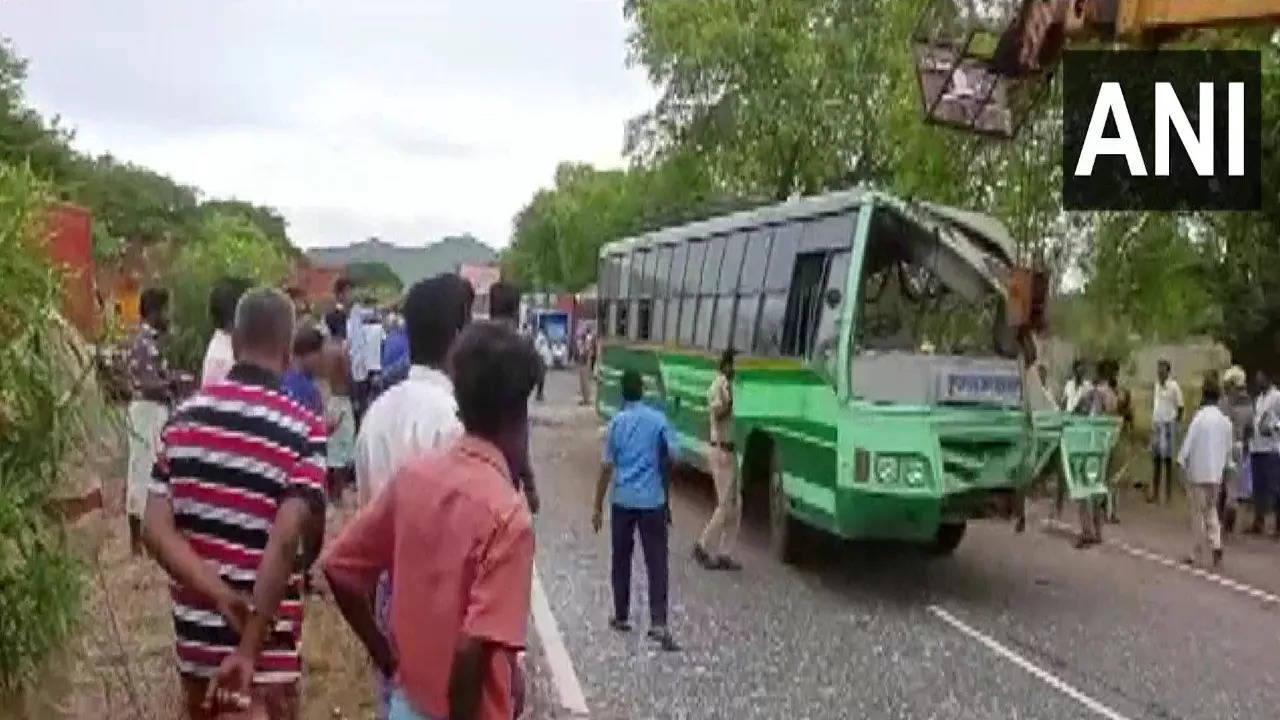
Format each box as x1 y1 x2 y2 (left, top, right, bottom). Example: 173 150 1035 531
334 277 351 296
209 277 250 332
490 281 521 321
234 288 295 356
293 325 324 357
140 287 169 320
621 369 644 402
404 276 470 367
1201 372 1221 405
719 348 737 368
449 321 540 439
324 308 346 339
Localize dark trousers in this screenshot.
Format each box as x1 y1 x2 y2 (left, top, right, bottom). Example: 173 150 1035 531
611 505 668 627
1250 452 1280 531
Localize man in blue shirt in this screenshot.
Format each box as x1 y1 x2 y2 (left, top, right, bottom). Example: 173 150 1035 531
592 370 679 651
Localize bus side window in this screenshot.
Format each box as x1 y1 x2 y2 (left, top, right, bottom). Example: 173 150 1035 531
633 249 653 342
757 223 801 356
665 243 688 343
812 251 851 382
679 240 707 346
736 229 771 353
695 235 725 349
711 231 747 350
651 245 673 342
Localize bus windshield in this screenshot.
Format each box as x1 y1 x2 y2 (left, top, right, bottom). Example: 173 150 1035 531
849 205 1022 407
855 206 1016 360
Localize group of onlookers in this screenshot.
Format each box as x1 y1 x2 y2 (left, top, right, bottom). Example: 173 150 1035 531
1038 356 1280 568
121 272 547 720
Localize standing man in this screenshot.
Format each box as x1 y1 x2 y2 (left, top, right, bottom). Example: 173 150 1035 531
142 288 326 719
323 321 538 720
321 312 357 504
593 370 680 652
489 282 542 514
1150 359 1184 504
361 309 387 399
694 349 742 571
1219 366 1252 534
126 287 174 555
1062 359 1092 413
201 277 249 388
1177 375 1232 568
346 292 370 422
352 277 469 718
1247 370 1280 537
577 326 596 406
533 326 551 402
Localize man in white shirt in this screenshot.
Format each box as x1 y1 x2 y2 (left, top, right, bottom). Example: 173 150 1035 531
1177 378 1232 568
200 277 249 387
1247 370 1280 537
1062 360 1092 414
361 311 386 385
352 277 469 718
1150 359 1184 504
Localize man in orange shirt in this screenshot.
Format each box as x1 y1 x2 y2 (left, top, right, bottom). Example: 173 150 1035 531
322 321 540 720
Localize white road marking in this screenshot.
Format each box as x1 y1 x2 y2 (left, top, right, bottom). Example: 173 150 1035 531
1041 519 1280 607
530 565 590 717
927 606 1135 720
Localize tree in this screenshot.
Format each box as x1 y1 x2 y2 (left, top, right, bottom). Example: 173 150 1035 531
166 212 291 370
344 261 403 300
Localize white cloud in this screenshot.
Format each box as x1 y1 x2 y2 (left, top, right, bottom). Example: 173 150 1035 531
0 0 657 249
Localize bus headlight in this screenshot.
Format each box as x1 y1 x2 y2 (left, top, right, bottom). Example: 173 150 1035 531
1083 456 1102 484
903 457 928 487
875 456 899 484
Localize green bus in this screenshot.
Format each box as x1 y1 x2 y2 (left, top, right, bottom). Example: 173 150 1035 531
595 188 1117 559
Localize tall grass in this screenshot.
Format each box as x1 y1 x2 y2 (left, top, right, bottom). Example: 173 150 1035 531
0 161 91 693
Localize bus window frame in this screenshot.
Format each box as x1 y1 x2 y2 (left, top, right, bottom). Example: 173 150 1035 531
632 247 654 342
679 239 708 346
710 230 748 351
665 242 689 343
695 234 727 349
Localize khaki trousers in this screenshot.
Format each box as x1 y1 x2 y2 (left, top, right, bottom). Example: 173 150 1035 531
1186 482 1222 565
699 448 740 557
579 362 593 404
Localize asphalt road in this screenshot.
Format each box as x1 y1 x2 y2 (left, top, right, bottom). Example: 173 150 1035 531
525 370 1279 720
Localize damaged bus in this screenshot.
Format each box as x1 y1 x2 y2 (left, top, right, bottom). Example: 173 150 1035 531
595 188 1114 559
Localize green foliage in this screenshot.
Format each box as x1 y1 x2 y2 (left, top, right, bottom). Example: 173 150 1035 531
167 212 291 371
344 261 403 300
197 199 297 259
0 162 86 692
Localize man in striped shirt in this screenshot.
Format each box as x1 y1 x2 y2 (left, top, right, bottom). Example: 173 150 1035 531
143 288 327 720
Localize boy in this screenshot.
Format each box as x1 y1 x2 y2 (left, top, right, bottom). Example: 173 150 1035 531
282 326 324 416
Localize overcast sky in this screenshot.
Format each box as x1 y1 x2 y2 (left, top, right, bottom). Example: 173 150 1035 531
0 0 655 249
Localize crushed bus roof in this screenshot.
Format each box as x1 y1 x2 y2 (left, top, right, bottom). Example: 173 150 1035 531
599 188 1015 264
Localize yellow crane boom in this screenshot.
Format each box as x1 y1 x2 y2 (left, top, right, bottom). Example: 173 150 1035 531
1115 0 1280 40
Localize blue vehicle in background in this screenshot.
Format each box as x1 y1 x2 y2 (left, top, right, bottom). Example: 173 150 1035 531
533 309 570 369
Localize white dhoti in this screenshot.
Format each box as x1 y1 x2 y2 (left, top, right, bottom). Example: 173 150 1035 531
125 399 168 517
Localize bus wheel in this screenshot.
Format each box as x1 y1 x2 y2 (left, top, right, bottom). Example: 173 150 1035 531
769 456 803 564
930 522 967 555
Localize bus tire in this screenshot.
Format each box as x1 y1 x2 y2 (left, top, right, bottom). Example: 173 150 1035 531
930 522 967 555
769 455 804 564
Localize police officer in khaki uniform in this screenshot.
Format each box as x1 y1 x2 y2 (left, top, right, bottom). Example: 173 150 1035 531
693 349 742 571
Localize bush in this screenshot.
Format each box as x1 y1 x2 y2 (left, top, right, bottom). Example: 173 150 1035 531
0 161 87 693
166 211 291 371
